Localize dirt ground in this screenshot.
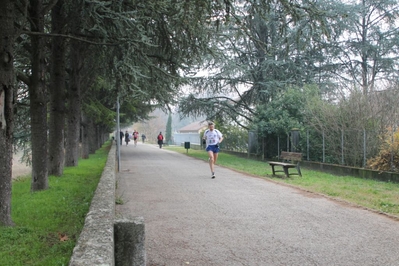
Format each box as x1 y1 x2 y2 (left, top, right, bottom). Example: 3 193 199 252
12 152 31 179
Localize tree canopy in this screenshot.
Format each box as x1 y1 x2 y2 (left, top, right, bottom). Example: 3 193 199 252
178 0 399 132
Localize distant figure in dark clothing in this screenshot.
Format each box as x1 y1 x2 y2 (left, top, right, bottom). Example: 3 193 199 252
157 132 164 149
125 130 130 146
142 134 146 143
120 131 124 145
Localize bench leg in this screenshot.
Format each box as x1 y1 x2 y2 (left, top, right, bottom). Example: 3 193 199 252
296 166 302 177
283 167 289 177
271 165 276 176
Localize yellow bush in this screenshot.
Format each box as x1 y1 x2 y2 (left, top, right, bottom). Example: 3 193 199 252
367 127 399 172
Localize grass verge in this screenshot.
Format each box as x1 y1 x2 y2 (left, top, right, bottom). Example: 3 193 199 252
166 146 399 218
0 142 111 266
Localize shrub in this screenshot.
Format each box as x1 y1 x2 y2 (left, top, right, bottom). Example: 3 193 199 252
367 127 399 172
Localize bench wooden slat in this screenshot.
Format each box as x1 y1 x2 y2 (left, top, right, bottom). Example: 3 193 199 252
268 151 302 177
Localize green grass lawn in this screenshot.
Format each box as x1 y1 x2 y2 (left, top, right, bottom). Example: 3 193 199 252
166 146 399 218
0 142 111 266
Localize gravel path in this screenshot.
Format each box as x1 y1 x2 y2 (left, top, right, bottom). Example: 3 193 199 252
116 143 399 266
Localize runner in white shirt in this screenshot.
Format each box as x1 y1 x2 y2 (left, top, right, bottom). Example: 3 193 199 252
202 121 224 179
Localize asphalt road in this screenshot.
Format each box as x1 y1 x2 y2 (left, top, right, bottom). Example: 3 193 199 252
116 143 399 266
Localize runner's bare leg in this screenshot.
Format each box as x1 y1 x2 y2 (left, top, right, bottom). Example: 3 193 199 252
208 150 215 173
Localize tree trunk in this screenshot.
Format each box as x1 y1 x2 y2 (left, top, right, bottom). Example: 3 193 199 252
48 0 66 176
96 125 101 150
0 0 15 226
65 39 82 166
81 112 89 159
29 0 48 191
89 120 97 154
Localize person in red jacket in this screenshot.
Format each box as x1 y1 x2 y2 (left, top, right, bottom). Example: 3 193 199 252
133 130 139 146
157 132 164 149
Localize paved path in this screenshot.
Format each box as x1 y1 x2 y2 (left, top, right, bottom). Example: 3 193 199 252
116 143 399 266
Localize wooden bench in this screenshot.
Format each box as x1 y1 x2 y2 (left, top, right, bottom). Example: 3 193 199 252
268 151 302 177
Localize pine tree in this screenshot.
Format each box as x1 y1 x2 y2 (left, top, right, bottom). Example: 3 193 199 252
166 113 172 145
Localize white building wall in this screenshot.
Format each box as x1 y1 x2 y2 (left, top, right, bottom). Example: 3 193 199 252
173 133 201 145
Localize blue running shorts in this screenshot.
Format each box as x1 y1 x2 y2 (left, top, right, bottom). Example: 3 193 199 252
206 145 220 153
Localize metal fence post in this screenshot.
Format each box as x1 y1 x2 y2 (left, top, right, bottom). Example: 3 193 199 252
363 129 366 167
278 136 280 158
391 127 395 171
307 130 309 161
116 96 120 172
341 129 344 165
323 130 325 163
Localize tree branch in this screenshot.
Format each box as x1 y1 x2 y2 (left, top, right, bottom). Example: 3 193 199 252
16 71 31 86
42 0 59 16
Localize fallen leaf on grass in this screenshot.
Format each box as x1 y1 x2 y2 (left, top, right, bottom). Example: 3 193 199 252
58 232 69 241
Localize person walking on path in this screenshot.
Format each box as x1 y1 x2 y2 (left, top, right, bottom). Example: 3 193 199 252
141 134 146 143
119 131 124 145
157 132 164 149
133 130 139 146
125 130 130 146
202 121 223 178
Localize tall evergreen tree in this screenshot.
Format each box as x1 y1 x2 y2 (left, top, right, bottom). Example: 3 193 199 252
0 0 16 226
64 0 84 167
179 0 329 128
346 0 399 95
28 0 49 191
48 0 67 175
166 113 172 144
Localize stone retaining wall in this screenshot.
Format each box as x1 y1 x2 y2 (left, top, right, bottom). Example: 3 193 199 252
69 144 116 266
69 143 146 266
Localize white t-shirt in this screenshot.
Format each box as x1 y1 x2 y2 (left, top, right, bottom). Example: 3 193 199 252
204 129 223 146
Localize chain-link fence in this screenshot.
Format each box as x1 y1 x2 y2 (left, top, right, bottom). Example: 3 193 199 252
172 126 395 170
222 127 396 170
